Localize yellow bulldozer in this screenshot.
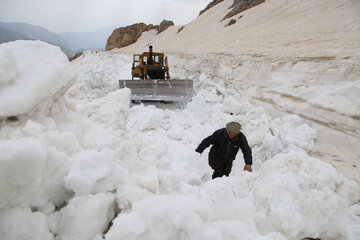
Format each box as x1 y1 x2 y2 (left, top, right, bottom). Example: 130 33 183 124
119 46 193 102
131 46 170 80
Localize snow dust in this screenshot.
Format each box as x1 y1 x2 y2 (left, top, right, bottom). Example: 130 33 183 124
0 41 359 240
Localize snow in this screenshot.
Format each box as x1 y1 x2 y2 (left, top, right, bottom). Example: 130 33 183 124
0 138 69 210
0 208 53 240
161 52 360 183
0 40 76 117
105 146 358 240
1 0 360 238
0 41 359 240
58 193 115 240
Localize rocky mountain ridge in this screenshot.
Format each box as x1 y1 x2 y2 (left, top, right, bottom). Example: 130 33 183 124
200 0 265 20
223 0 265 20
106 20 174 51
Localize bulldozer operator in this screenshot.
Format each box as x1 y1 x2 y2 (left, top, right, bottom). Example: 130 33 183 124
195 122 253 179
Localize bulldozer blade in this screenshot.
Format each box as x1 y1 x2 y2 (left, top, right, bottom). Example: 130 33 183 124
119 79 193 102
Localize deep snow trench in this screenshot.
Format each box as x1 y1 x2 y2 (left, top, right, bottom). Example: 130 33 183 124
0 42 359 240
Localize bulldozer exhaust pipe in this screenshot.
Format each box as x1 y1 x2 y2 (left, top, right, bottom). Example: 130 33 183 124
149 45 153 65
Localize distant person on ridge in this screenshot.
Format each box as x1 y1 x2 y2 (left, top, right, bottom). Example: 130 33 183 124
195 122 252 179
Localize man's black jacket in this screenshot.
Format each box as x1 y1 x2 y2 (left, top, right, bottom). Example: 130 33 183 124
195 128 252 165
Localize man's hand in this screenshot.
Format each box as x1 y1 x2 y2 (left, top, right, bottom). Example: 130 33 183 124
243 164 252 172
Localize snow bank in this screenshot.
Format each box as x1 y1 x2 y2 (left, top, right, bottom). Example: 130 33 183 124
167 52 360 179
0 40 76 117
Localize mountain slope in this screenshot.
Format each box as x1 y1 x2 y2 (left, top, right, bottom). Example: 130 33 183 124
0 22 70 49
0 26 29 43
0 22 77 57
116 0 360 59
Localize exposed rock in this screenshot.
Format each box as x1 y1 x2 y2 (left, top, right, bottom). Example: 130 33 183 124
199 0 225 16
198 0 265 21
106 23 156 51
226 19 237 27
157 20 174 34
177 26 185 34
69 52 83 62
106 20 174 50
223 0 265 20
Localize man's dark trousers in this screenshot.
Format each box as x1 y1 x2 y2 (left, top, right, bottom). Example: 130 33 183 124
208 154 233 179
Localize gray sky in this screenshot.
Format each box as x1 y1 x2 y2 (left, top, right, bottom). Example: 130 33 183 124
0 0 209 33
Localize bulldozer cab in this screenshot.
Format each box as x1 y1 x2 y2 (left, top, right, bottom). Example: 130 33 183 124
131 46 169 80
142 52 163 65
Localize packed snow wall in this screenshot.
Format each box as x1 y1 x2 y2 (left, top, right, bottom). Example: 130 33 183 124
166 52 360 182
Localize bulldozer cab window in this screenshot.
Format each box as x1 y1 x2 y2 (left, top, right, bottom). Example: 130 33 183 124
143 56 148 65
133 55 140 67
153 55 160 64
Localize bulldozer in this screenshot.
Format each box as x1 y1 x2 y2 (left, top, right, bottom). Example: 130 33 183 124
119 46 193 102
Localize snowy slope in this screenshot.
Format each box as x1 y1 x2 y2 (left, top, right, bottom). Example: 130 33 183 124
118 0 360 58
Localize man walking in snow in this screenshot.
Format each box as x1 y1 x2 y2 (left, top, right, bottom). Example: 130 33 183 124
195 122 252 179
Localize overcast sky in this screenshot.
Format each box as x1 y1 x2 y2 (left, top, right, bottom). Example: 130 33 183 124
0 0 210 33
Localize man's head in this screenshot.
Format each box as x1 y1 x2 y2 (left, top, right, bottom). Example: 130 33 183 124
226 122 242 139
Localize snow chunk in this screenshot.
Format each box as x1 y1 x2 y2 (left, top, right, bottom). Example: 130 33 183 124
76 88 130 130
22 119 45 136
0 138 69 209
253 146 359 239
0 40 76 117
0 208 53 240
58 193 116 240
64 149 128 195
271 115 317 150
0 47 17 86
